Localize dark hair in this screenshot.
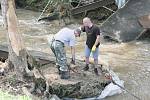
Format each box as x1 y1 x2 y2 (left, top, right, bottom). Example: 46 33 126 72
75 29 81 36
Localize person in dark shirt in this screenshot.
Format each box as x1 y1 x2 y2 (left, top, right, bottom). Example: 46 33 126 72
81 17 100 75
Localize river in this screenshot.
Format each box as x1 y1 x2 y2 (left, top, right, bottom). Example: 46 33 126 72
0 9 150 100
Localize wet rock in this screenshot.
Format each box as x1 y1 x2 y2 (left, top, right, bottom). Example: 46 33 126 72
50 95 61 100
0 61 8 76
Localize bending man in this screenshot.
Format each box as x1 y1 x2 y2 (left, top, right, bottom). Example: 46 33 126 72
50 27 81 79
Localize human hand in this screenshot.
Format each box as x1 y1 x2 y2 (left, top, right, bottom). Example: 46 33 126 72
91 45 96 52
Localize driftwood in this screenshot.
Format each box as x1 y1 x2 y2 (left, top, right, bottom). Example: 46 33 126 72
71 0 114 15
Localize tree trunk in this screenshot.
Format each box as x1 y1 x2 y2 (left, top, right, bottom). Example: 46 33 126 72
6 0 27 81
1 0 8 29
6 1 49 97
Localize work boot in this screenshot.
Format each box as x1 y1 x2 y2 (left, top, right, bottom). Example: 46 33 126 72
60 71 70 79
83 64 89 71
94 68 99 76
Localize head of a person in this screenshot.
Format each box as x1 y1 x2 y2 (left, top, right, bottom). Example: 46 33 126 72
82 17 93 27
74 28 81 37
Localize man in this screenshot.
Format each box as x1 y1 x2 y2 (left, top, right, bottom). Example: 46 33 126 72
50 27 81 79
81 17 100 75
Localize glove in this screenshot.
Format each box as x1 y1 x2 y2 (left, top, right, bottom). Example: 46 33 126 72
70 58 75 65
91 45 96 52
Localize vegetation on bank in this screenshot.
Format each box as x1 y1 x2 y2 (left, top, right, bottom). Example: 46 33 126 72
0 90 31 100
15 0 116 21
15 0 75 11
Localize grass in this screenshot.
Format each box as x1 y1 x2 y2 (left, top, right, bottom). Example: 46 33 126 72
0 90 32 100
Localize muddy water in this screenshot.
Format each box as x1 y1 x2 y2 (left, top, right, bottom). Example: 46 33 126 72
0 9 150 100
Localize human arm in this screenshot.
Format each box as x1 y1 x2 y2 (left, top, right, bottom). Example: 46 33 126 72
69 34 76 64
70 46 75 64
94 35 100 47
92 27 100 52
92 35 100 52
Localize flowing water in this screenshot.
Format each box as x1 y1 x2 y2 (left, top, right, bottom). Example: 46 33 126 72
0 9 150 100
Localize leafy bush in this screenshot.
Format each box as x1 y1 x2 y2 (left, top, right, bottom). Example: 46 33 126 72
0 90 32 100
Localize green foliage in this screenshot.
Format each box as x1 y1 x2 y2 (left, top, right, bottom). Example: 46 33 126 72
0 90 32 100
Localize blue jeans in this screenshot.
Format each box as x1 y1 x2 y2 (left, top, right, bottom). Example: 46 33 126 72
85 45 99 60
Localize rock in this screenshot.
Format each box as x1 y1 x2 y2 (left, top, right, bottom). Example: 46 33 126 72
50 95 61 100
41 62 109 99
0 68 4 76
0 61 8 76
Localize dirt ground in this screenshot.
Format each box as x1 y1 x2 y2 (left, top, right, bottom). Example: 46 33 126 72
0 58 111 99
